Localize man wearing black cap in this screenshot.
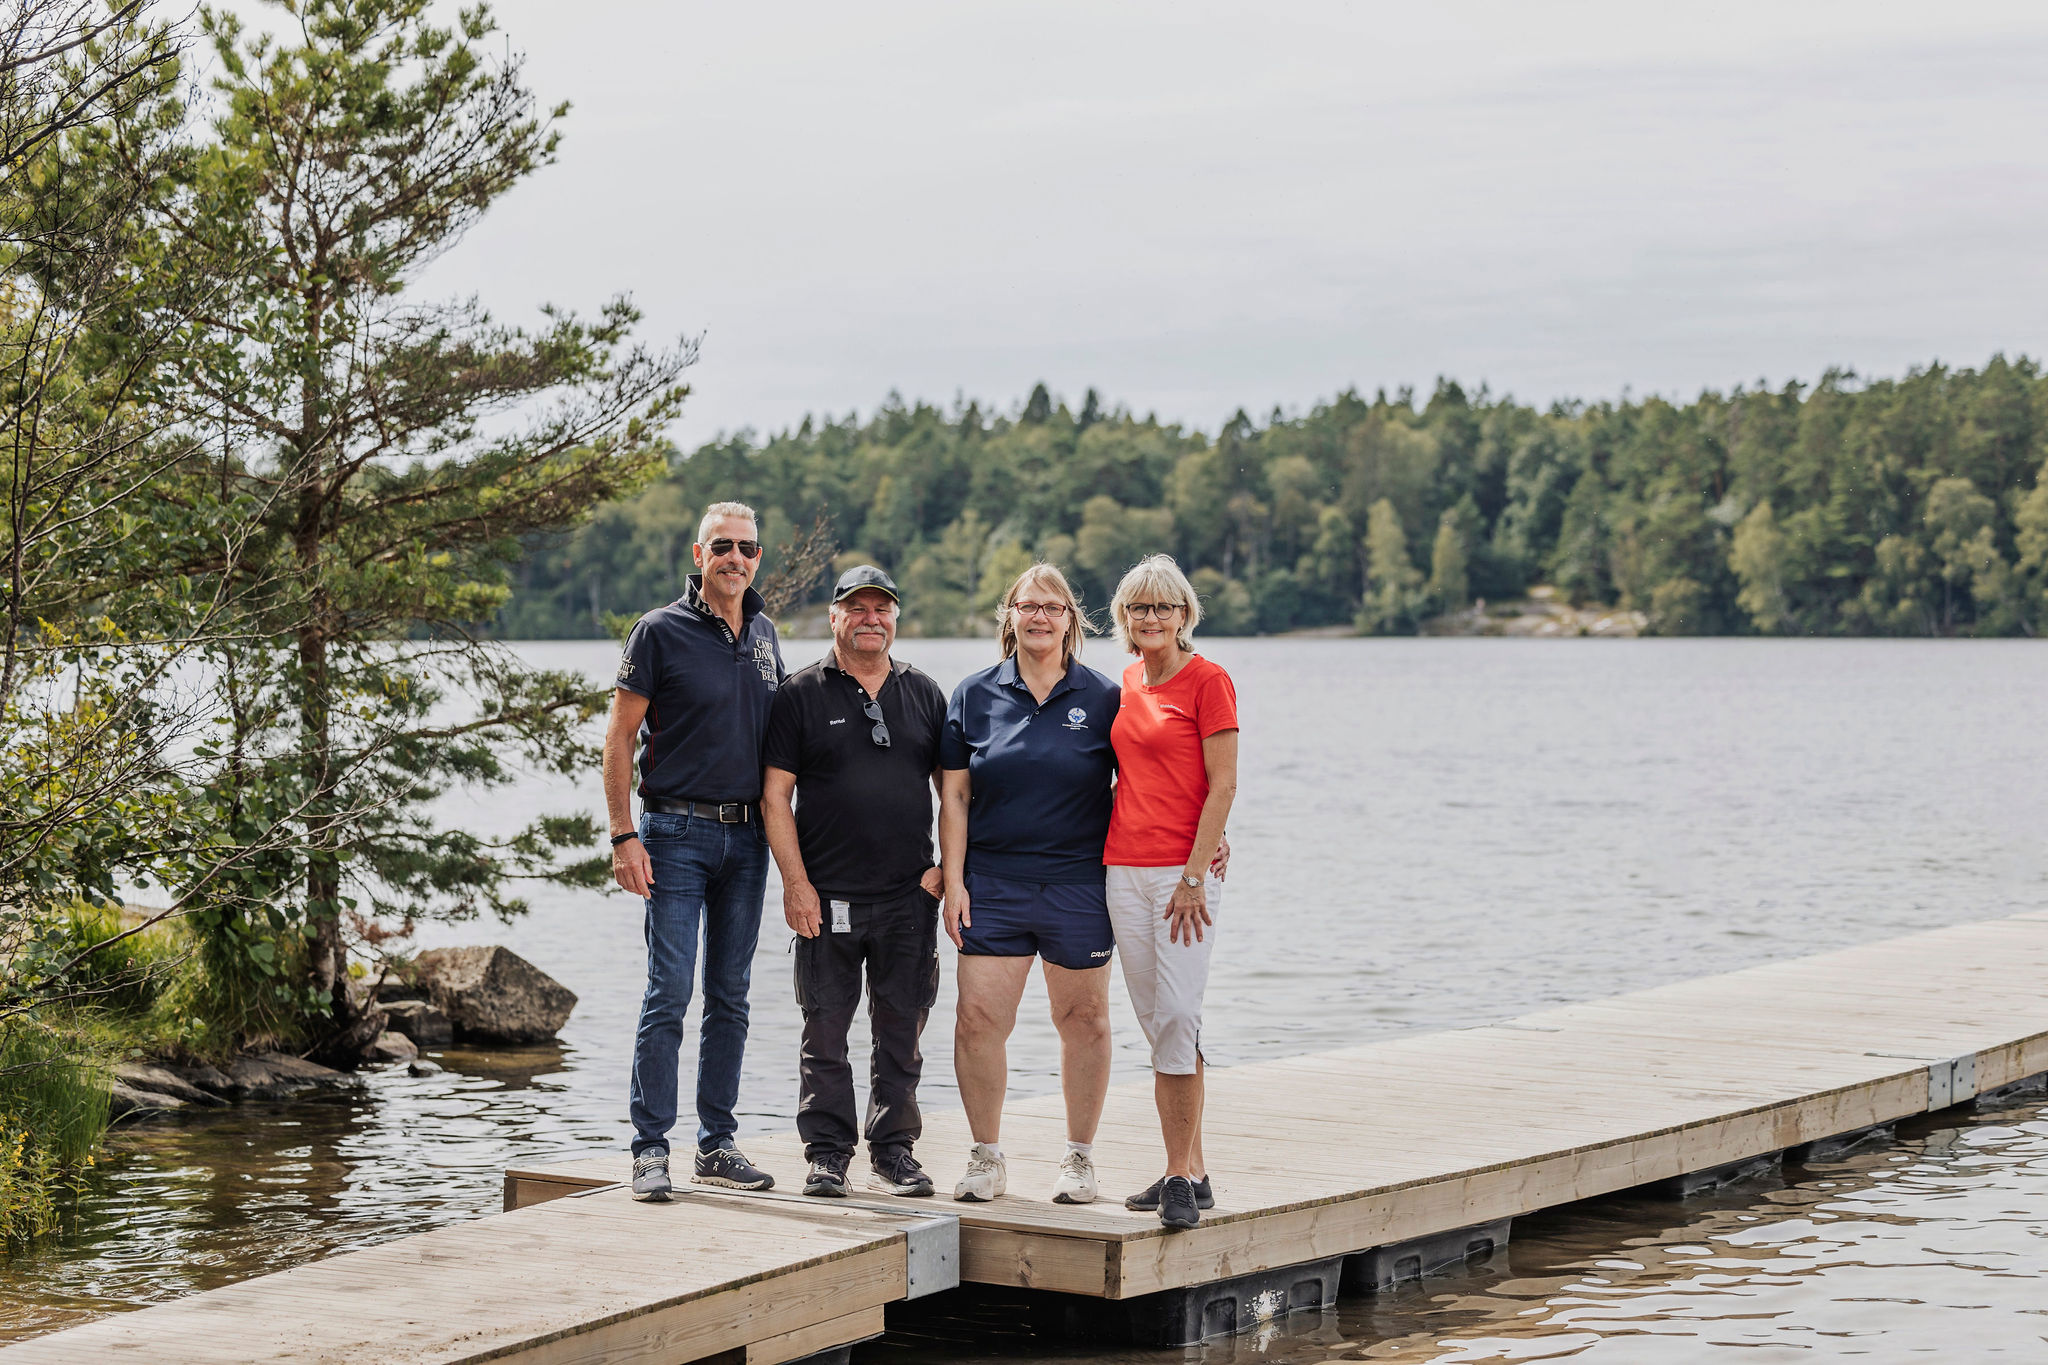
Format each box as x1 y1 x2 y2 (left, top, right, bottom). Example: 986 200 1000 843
762 565 949 1198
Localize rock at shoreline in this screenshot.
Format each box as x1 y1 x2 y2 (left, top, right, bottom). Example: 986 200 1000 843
412 946 576 1044
365 1030 418 1065
381 999 454 1048
108 1080 186 1120
224 1051 355 1100
309 1003 388 1069
170 1061 234 1097
114 1063 226 1108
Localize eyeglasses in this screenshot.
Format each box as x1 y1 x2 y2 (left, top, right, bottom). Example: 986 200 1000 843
703 538 762 560
1125 601 1185 620
1011 601 1069 619
861 696 890 748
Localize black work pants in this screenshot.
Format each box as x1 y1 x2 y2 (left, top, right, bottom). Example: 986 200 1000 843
794 886 940 1160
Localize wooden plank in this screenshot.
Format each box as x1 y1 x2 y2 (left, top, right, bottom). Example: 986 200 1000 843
747 1306 886 1365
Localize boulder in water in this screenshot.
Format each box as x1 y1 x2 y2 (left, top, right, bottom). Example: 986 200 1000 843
381 998 454 1048
411 945 576 1044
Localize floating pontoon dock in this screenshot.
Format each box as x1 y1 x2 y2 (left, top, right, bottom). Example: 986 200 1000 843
11 911 2048 1360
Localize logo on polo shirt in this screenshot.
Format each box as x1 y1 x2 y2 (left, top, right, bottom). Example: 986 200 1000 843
1063 707 1088 731
752 638 776 682
616 655 635 683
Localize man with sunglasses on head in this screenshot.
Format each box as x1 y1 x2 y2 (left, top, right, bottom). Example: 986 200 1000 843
607 501 785 1202
761 565 948 1199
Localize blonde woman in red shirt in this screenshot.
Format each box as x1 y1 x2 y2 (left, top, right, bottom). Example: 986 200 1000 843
1103 554 1239 1230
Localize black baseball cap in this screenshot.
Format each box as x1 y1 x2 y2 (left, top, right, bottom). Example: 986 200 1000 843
831 565 901 604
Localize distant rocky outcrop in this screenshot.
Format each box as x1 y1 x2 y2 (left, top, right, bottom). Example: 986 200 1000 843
1422 586 1649 638
409 945 576 1044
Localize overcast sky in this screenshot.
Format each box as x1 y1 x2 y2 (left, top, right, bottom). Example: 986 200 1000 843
399 1 2048 444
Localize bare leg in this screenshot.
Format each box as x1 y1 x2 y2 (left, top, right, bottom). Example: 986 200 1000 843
1157 1064 1203 1179
953 955 1032 1145
1189 1053 1205 1178
1042 962 1112 1145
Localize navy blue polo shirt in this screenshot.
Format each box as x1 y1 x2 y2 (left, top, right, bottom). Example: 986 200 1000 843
939 657 1120 884
615 575 784 803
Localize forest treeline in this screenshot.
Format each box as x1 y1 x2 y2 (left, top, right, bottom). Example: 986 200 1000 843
502 361 2048 639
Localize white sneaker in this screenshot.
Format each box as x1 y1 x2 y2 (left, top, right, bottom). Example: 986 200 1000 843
954 1143 1006 1201
1051 1149 1097 1204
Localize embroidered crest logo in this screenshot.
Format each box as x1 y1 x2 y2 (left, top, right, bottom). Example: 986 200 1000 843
1063 706 1088 731
615 654 635 684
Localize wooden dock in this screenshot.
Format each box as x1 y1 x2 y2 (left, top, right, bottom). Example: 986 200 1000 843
12 910 2048 1361
510 910 2048 1316
0 1184 954 1364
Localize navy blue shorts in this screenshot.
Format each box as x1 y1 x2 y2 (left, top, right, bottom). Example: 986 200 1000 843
958 871 1114 971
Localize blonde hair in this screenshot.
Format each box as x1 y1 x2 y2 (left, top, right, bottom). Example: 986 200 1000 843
696 501 758 545
1110 554 1201 654
996 563 1090 664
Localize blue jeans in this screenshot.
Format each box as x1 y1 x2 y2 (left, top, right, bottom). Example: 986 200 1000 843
628 810 769 1156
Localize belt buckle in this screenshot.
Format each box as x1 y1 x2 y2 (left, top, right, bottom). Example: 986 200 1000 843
717 802 744 823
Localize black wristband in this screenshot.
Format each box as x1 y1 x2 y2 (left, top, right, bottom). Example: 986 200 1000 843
610 831 640 847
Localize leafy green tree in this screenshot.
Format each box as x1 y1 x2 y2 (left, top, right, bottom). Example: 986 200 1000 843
91 0 694 1040
1427 507 1469 612
1730 501 1791 633
1360 498 1422 633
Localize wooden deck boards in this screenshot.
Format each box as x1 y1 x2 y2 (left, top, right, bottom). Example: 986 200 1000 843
512 912 2048 1299
0 1188 916 1365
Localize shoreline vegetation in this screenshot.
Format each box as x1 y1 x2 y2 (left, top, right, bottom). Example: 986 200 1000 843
2 0 2044 1263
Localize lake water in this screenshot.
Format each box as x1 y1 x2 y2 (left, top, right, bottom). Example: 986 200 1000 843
6 639 2046 1359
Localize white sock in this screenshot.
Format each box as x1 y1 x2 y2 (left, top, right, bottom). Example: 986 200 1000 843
1066 1141 1092 1159
973 1142 1003 1159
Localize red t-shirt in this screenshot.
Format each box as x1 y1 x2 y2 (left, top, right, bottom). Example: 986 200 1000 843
1104 654 1239 866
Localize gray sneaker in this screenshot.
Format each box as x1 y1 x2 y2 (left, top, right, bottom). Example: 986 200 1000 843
694 1145 774 1190
631 1146 672 1202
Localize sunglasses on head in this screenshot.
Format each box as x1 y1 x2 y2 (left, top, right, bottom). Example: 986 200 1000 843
704 538 762 560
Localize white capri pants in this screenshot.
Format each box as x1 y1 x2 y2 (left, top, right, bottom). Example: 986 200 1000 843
1105 864 1223 1076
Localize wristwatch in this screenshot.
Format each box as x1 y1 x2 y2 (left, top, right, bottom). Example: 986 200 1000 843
1180 873 1201 889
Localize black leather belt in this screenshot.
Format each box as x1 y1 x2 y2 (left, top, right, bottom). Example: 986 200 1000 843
643 797 755 823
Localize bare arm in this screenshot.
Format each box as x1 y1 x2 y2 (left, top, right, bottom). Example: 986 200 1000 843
605 688 653 896
938 767 972 948
762 765 820 937
1167 729 1239 944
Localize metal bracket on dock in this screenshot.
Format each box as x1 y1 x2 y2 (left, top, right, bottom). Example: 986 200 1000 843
898 1214 958 1299
1864 1051 1980 1111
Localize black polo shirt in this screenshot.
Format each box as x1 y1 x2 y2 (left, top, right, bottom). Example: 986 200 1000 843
764 652 945 903
615 575 784 803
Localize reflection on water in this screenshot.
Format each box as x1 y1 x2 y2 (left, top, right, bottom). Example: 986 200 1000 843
873 1096 2048 1362
5 640 2046 1356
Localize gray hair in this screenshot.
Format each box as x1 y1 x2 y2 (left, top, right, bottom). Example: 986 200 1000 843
1110 554 1202 654
696 501 758 545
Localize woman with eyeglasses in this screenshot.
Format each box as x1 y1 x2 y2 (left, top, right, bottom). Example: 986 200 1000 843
1102 554 1238 1230
937 563 1122 1205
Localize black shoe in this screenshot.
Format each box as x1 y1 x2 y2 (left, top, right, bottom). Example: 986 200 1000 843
1125 1174 1213 1211
694 1145 774 1190
1158 1175 1201 1230
867 1148 935 1197
804 1150 852 1197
